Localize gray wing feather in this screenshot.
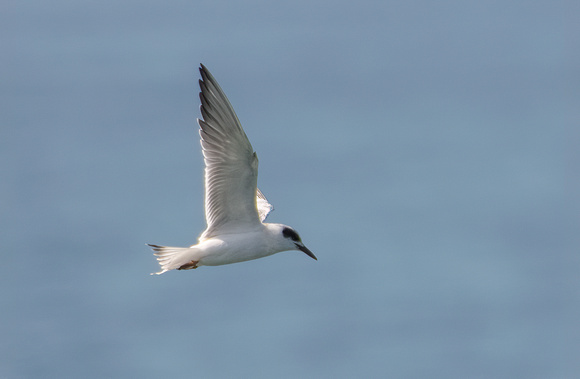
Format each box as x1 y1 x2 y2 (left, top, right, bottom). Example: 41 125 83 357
197 64 262 240
256 188 274 222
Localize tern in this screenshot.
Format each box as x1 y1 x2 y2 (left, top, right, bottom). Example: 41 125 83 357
148 64 316 274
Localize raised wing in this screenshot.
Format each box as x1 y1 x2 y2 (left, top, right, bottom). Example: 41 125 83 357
197 64 262 240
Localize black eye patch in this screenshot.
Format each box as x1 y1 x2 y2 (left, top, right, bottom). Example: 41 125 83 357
282 227 300 242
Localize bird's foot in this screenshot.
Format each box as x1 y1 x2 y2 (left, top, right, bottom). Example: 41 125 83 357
177 260 199 270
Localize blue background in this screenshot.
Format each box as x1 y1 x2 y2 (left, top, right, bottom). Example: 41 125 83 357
2 1 578 378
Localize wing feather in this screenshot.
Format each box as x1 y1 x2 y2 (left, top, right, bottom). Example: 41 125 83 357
256 188 274 222
197 64 263 240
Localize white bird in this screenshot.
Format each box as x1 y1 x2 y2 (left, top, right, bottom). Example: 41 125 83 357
148 64 316 275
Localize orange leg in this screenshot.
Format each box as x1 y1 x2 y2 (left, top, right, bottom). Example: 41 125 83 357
178 260 199 270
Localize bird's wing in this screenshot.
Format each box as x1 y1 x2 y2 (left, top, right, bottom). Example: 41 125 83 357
256 188 274 222
197 64 263 240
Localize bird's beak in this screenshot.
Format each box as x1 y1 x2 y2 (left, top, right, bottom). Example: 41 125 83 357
297 244 317 260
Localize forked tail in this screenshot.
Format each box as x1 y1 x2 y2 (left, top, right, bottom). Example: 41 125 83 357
147 244 197 275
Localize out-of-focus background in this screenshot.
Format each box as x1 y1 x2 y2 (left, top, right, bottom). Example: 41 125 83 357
1 1 578 378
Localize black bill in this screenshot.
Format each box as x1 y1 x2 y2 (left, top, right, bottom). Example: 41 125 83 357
297 244 317 260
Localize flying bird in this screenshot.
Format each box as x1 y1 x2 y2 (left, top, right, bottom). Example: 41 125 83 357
148 64 316 274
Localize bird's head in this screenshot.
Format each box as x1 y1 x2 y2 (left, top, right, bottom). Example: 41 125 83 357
279 225 317 260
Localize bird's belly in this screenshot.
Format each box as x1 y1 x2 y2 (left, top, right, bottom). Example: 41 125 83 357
198 234 274 266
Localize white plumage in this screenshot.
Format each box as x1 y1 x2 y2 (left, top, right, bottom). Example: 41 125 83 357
148 64 316 275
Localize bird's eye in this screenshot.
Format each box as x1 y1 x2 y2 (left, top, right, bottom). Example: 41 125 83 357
282 227 300 242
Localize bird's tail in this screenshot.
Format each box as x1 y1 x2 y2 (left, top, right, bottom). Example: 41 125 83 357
147 244 198 275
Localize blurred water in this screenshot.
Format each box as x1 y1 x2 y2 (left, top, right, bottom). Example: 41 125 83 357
1 1 578 378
